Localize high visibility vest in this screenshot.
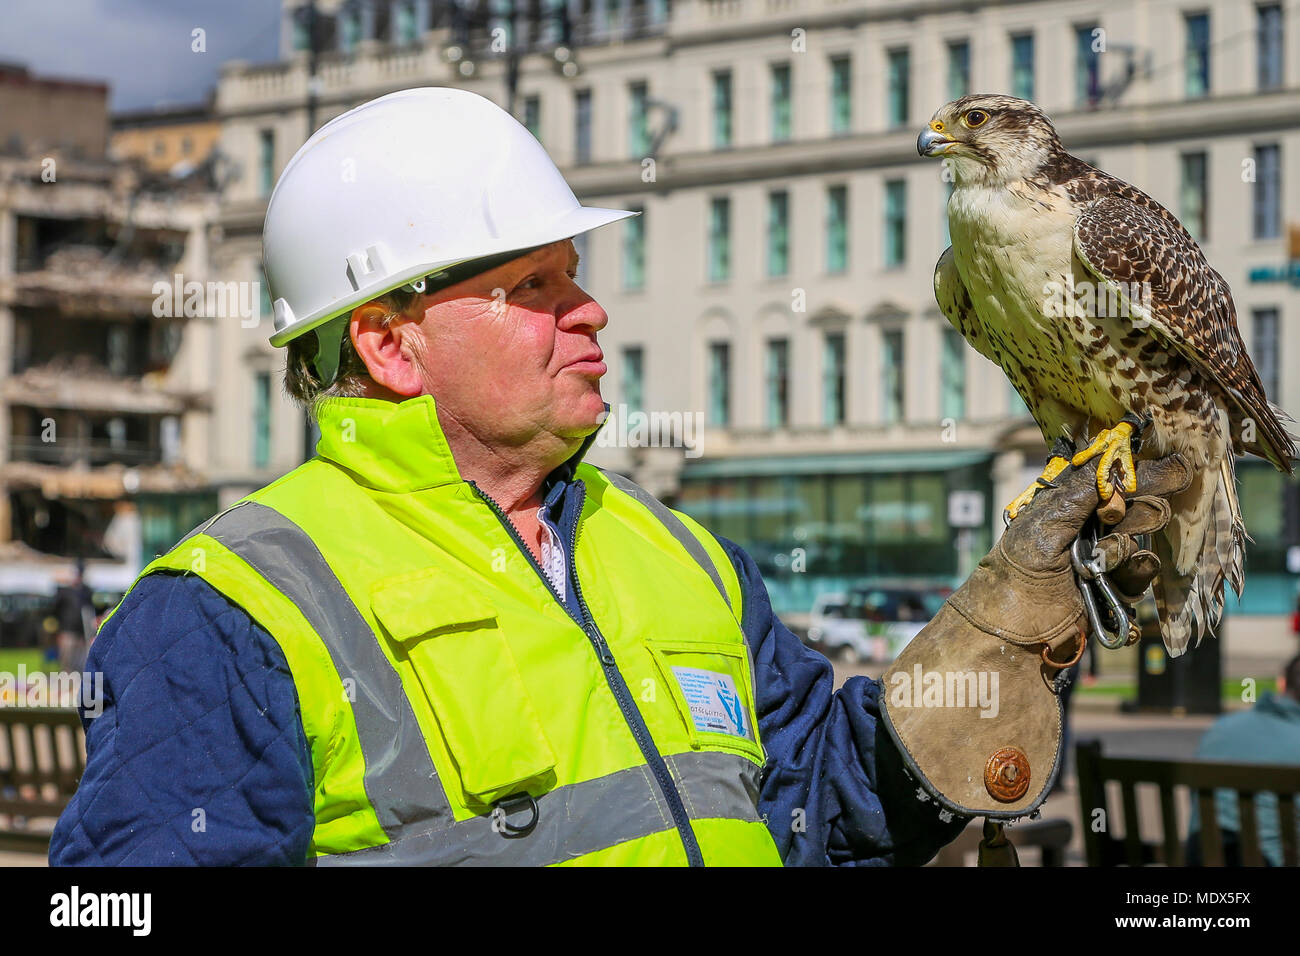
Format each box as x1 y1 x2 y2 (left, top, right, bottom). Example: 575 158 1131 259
119 396 783 866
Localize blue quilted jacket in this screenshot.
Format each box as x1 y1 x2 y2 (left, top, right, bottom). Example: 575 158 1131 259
49 473 967 866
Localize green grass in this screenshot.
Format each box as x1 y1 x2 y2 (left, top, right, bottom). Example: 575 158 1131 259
0 649 55 674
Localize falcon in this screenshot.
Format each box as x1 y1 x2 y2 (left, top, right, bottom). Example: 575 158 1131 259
918 93 1296 655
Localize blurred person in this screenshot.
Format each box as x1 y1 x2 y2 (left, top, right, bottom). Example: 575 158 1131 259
51 88 1186 867
52 561 93 674
1186 654 1300 865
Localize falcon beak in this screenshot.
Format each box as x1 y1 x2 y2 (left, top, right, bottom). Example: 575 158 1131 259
918 126 954 157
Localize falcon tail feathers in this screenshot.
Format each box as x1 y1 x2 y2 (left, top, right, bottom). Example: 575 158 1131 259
1151 457 1245 657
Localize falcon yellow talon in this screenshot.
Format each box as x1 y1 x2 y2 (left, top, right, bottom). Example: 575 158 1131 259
1072 422 1136 503
1003 455 1070 522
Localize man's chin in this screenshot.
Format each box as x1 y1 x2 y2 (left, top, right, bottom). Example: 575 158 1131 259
557 390 607 438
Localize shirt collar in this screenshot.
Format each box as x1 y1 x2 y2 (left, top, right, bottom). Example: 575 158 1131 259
313 394 605 493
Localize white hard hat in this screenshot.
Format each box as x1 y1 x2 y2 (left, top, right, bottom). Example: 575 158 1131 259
262 86 636 355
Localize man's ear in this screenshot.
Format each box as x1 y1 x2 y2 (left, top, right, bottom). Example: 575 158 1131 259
351 302 424 397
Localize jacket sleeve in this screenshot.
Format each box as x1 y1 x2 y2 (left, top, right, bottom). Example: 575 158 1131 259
49 573 314 866
713 535 970 866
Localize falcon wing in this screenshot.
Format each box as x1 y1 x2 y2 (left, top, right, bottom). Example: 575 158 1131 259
934 246 1001 366
1073 195 1295 473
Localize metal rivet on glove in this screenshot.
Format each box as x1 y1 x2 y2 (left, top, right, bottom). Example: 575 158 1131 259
984 747 1031 802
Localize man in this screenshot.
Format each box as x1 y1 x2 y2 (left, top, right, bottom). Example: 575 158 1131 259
50 88 1189 866
1187 654 1300 866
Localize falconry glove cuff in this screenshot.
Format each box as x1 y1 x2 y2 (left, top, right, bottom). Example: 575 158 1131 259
879 454 1192 820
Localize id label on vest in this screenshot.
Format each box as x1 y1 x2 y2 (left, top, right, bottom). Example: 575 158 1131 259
671 667 749 739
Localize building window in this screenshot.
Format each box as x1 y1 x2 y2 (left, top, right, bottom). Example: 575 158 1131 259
572 231 589 286
253 370 271 469
487 0 514 47
1254 144 1282 239
823 331 846 426
1185 13 1211 98
707 341 731 427
1180 151 1208 241
1076 24 1101 106
107 325 129 376
887 48 910 127
941 327 967 421
830 55 852 134
771 63 792 142
712 70 732 148
708 196 730 282
394 0 419 44
628 80 650 157
1253 308 1280 398
765 338 790 427
881 329 904 424
947 40 971 100
339 2 362 52
258 128 275 197
292 10 311 51
884 179 907 268
260 278 273 326
622 345 645 411
826 184 849 274
1258 4 1284 90
574 89 592 165
523 94 541 141
767 190 789 277
622 208 645 291
1011 33 1035 100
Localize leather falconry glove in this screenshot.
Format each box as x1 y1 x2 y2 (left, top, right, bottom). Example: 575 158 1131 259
879 453 1193 821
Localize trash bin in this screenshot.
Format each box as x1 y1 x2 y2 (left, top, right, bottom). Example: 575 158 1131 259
1132 606 1222 714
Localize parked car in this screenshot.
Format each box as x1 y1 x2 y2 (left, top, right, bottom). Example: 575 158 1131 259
806 584 950 664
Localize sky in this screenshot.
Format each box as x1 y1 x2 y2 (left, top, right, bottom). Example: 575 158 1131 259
0 0 282 112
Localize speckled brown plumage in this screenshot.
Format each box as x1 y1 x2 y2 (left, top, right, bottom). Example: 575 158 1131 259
924 94 1297 654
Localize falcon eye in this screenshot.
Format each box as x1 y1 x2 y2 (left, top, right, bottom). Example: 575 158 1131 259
963 109 990 128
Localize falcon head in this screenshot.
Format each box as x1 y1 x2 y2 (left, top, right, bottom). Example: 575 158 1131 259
918 94 1064 186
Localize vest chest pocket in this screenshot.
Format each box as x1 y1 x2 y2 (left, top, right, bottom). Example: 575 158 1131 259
370 567 557 811
646 639 765 767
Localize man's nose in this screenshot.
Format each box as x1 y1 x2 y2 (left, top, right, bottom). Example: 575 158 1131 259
559 291 608 333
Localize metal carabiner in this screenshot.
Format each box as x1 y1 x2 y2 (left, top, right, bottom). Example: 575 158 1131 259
1070 519 1130 650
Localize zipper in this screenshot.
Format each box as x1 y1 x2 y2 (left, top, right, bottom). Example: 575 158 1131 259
467 478 706 867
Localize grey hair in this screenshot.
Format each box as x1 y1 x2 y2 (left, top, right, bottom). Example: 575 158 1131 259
283 287 418 420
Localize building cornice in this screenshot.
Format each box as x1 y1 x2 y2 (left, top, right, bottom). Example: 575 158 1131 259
562 90 1300 198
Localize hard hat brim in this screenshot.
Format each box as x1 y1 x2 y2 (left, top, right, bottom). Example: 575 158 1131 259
268 204 639 348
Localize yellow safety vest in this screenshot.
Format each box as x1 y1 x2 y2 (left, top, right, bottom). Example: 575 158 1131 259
120 395 783 866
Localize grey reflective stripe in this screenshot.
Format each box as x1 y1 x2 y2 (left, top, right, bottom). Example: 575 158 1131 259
668 751 763 824
316 751 762 866
603 470 732 611
202 501 452 837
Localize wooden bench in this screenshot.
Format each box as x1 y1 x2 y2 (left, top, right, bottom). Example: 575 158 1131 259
1076 738 1300 866
0 707 85 853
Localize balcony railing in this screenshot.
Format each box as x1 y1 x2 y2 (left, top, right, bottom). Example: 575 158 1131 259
7 438 164 468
